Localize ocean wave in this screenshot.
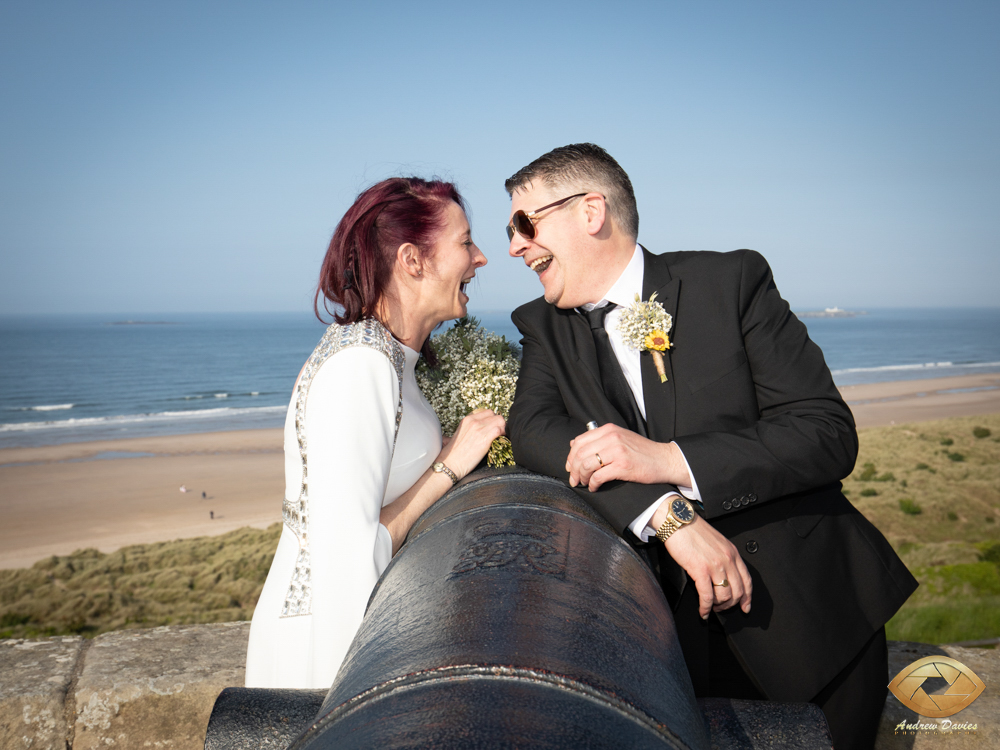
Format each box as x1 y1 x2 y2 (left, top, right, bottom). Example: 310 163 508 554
0 405 286 433
830 361 1000 376
183 391 266 400
6 403 75 412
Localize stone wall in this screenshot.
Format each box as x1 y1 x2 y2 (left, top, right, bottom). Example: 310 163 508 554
1 625 996 749
1 622 248 750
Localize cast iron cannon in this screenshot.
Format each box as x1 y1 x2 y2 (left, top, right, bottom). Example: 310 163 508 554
206 468 831 749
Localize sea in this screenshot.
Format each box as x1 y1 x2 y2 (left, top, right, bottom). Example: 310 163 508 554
1 308 998 449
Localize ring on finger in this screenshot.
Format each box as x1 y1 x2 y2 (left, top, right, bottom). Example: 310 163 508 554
596 452 604 467
713 579 730 588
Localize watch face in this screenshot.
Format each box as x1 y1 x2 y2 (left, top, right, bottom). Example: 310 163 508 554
672 498 695 523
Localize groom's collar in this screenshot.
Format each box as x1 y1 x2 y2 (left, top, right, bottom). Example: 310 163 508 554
578 244 644 312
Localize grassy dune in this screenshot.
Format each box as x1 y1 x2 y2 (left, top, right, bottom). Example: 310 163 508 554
2 414 999 643
843 413 1000 644
0 525 280 639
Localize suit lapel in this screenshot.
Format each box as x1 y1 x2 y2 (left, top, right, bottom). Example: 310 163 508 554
640 249 680 441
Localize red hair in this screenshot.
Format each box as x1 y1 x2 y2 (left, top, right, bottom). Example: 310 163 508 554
315 177 466 362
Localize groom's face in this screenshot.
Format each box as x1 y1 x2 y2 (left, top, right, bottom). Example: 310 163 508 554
508 184 599 309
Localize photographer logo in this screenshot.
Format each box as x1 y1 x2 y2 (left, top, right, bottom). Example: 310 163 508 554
888 656 985 718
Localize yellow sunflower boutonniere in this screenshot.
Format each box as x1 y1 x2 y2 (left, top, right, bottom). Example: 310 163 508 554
618 292 673 382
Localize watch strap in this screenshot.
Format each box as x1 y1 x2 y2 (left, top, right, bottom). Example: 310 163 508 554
655 516 682 543
433 462 459 485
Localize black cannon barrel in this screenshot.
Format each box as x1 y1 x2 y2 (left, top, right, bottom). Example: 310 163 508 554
289 467 710 750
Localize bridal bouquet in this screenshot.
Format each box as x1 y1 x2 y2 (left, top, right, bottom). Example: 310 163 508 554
416 316 520 467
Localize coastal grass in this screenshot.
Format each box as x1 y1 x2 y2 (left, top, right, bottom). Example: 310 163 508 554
0 525 280 639
843 413 1000 644
2 414 999 644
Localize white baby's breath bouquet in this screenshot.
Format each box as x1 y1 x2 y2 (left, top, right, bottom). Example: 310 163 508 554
416 316 520 467
618 292 674 382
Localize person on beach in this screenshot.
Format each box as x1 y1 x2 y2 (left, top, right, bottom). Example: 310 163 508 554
245 178 505 689
503 143 916 749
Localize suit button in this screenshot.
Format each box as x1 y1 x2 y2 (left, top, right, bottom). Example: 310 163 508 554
746 540 759 554
749 493 757 503
722 501 732 511
739 495 748 506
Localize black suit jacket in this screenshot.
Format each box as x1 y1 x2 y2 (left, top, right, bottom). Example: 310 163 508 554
507 247 917 702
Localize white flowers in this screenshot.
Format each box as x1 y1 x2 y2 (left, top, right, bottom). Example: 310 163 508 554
617 292 674 383
617 292 673 351
416 317 520 466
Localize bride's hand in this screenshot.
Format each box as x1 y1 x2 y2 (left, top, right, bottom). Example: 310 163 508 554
437 409 506 478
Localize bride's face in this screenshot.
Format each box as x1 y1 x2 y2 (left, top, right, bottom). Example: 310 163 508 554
423 201 487 323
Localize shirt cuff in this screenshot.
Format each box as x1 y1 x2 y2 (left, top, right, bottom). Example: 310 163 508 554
672 441 702 505
628 492 681 542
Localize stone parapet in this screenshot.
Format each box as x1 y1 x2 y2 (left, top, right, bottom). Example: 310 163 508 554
2 623 249 750
1 627 997 749
0 635 84 750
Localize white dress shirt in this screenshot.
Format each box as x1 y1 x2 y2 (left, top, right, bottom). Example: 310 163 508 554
579 244 702 541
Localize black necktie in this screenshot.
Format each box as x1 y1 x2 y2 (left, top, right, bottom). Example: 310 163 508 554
584 304 646 435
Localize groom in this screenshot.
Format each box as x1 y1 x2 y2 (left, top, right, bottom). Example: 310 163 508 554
504 143 916 749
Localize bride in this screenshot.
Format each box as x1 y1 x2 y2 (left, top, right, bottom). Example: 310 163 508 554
245 177 506 689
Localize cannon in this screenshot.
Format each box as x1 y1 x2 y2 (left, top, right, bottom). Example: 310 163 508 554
207 468 832 749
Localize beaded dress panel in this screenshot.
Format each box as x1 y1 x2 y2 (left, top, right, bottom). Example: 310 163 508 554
280 319 405 617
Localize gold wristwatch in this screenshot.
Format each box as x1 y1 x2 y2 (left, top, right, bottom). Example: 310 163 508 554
432 461 459 485
655 497 696 542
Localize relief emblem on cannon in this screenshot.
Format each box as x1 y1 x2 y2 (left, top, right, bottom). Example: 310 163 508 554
452 518 567 577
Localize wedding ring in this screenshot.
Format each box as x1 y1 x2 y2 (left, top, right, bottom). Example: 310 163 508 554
596 453 604 467
586 421 599 431
714 579 730 588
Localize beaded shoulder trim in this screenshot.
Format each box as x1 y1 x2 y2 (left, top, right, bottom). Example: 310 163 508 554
280 319 406 618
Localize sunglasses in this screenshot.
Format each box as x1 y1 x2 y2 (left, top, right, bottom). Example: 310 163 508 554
506 193 587 242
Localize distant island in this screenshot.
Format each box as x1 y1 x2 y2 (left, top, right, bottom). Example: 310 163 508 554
794 307 868 319
106 321 178 325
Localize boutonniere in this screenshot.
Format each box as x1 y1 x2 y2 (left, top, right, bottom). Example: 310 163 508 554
617 292 673 382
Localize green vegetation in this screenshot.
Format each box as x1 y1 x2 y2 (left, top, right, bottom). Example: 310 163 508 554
858 462 895 482
844 414 1000 645
888 544 1000 644
0 525 280 639
2 414 998 646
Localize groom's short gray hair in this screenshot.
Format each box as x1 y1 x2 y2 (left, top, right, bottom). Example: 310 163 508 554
505 143 639 241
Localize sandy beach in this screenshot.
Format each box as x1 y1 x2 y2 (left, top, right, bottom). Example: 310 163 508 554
0 430 284 569
1 372 998 570
840 372 1000 428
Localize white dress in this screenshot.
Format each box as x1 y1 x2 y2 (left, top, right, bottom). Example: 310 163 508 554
245 320 441 689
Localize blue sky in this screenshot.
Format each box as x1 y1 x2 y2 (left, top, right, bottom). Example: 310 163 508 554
1 1 997 315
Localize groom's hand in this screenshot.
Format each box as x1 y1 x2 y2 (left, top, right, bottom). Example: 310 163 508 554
565 423 690 491
654 509 753 619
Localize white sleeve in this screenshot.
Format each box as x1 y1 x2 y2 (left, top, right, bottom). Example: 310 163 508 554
373 524 393 575
303 346 399 685
628 492 679 542
672 442 702 504
626 442 702 542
